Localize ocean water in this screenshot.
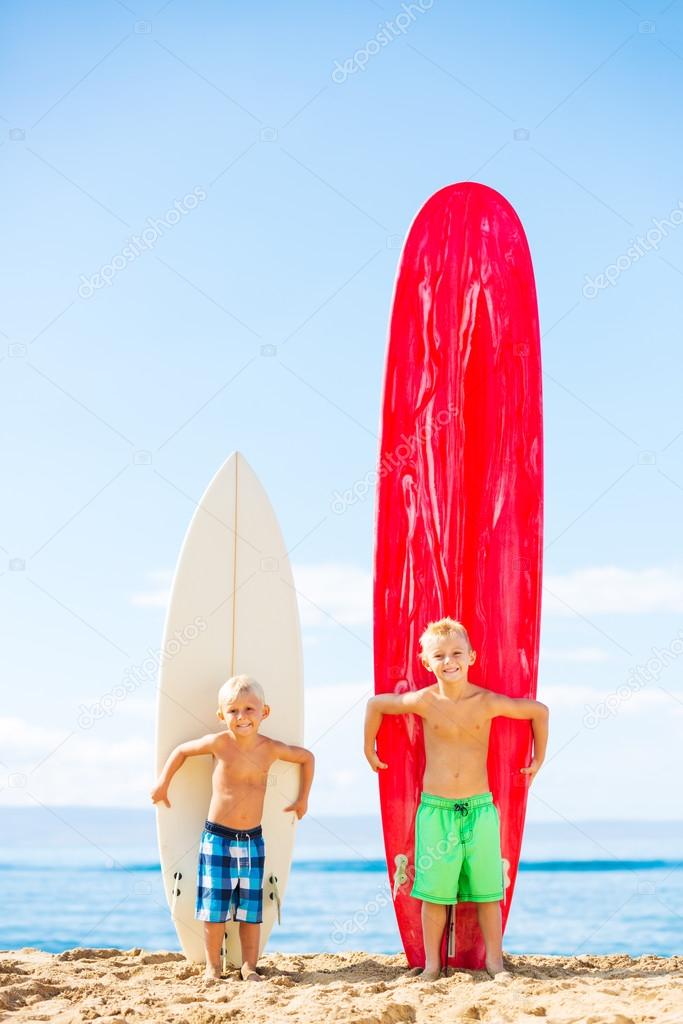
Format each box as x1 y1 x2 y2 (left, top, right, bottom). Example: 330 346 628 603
0 808 681 958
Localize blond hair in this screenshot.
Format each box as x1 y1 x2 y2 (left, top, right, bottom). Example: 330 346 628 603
419 617 472 651
217 674 266 712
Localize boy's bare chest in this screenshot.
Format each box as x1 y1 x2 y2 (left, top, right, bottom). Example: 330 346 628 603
213 746 272 784
423 700 490 745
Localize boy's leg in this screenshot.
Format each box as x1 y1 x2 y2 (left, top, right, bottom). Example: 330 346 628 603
421 900 448 978
196 824 234 980
458 798 509 979
203 922 225 980
476 901 510 979
410 796 461 980
239 922 262 981
237 831 265 982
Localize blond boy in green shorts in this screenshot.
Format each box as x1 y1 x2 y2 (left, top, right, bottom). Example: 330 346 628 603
364 617 549 981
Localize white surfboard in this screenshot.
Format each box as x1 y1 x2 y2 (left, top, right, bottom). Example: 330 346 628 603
154 452 304 965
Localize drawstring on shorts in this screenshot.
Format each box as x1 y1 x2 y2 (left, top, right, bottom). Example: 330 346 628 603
234 832 252 875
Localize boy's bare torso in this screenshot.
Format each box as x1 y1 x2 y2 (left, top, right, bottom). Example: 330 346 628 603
417 683 493 798
207 733 279 829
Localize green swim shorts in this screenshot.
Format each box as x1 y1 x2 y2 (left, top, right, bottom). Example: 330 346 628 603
410 791 504 904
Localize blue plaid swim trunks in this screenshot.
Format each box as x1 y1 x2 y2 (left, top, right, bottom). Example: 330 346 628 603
195 820 265 924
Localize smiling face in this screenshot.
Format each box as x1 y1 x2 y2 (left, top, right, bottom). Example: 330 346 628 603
420 630 476 685
218 687 270 739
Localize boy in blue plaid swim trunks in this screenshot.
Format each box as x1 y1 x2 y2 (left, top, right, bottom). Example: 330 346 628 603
152 675 315 983
365 618 549 981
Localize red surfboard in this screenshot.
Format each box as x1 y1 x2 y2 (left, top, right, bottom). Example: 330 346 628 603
373 182 543 971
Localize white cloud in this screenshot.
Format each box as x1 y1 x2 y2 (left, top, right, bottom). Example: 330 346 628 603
108 698 156 720
305 682 372 748
292 563 371 628
540 646 610 663
0 717 67 758
544 566 683 615
537 683 610 708
538 681 683 713
130 570 172 608
0 715 153 807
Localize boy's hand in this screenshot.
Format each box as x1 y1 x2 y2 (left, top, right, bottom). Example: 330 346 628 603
520 757 543 784
284 797 308 819
150 782 171 808
365 749 388 772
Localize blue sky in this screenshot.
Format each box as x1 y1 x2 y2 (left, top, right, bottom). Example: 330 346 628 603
2 0 683 822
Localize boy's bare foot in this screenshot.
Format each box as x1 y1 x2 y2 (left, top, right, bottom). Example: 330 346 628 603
203 963 222 983
418 967 441 981
485 959 511 981
240 963 262 982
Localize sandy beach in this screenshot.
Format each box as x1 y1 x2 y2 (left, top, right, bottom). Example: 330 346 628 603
1 947 680 1024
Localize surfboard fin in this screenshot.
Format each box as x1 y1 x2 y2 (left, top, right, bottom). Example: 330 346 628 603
392 854 409 899
170 871 182 918
268 873 282 925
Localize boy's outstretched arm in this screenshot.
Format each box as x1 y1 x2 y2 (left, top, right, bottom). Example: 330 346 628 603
488 694 549 784
150 734 219 808
272 742 315 819
364 691 424 772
